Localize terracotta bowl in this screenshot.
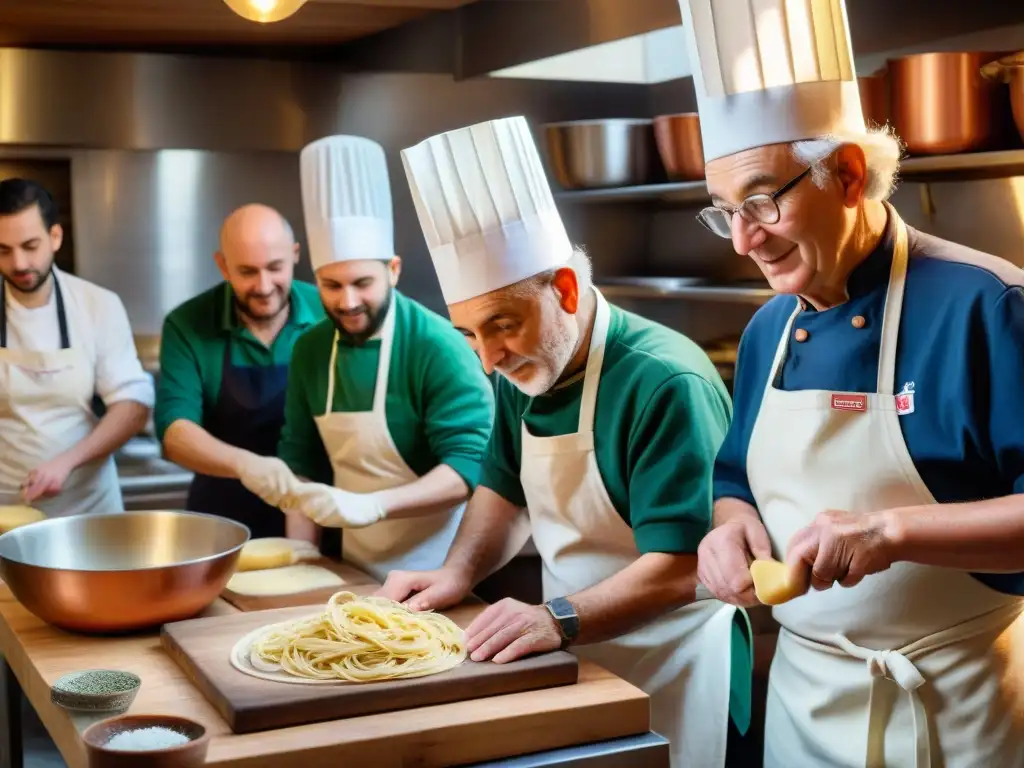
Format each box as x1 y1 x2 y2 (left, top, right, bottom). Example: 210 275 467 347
83 714 209 768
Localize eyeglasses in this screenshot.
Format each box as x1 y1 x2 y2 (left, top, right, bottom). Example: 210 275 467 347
697 166 812 239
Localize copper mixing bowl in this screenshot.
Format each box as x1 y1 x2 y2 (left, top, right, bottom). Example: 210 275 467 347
653 113 705 181
0 511 248 633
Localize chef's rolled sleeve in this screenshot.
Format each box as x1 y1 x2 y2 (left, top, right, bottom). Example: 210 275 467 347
154 317 205 442
94 291 154 409
629 373 731 554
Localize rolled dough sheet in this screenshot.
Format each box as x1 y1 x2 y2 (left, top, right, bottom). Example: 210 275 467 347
226 564 345 596
229 617 339 686
236 538 320 572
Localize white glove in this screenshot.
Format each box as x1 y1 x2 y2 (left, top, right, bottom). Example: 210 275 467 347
285 482 385 529
236 454 299 507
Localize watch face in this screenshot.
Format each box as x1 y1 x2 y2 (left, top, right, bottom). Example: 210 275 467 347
548 597 574 619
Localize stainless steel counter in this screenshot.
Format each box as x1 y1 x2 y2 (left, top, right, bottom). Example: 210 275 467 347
471 733 669 767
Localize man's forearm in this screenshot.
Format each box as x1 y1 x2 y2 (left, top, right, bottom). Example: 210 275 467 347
61 401 149 470
374 464 470 520
714 497 760 528
885 494 1024 572
163 419 249 478
564 552 700 646
444 486 523 585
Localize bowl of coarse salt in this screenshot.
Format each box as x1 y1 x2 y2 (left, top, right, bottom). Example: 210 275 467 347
82 714 209 768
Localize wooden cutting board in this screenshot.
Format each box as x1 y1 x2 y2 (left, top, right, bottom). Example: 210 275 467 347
161 589 580 734
220 557 379 612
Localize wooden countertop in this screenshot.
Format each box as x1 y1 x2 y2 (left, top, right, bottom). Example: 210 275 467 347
0 586 650 768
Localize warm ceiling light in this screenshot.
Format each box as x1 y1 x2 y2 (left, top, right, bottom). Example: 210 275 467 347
223 0 308 23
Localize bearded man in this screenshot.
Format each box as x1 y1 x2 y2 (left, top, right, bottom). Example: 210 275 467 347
375 116 751 768
261 135 494 581
157 202 322 540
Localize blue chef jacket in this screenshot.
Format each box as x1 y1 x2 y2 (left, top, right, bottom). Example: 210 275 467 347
714 212 1024 594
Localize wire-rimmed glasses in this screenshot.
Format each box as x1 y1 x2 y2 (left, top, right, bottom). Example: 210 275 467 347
697 166 812 238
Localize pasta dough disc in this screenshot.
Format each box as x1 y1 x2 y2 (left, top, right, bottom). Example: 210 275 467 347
226 565 344 596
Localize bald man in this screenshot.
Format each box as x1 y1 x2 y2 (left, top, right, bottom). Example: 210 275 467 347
155 204 324 539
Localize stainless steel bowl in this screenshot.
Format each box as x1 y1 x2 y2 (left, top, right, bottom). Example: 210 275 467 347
543 118 663 190
0 511 248 633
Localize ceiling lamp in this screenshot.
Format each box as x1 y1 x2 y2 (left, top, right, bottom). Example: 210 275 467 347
223 0 308 23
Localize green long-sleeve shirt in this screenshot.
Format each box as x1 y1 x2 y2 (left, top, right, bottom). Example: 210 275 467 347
278 291 494 489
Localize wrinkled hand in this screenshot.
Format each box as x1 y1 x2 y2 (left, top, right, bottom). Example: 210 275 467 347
785 509 895 591
21 456 75 502
236 454 298 507
697 516 774 607
287 483 384 529
465 598 563 664
375 566 471 612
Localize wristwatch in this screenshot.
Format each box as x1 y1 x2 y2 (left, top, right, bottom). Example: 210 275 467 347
543 596 579 649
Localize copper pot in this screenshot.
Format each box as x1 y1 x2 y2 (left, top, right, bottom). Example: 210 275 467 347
981 52 1024 144
888 51 1012 155
858 71 889 128
653 113 705 181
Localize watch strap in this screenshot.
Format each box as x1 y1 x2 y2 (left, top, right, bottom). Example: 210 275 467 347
543 596 579 648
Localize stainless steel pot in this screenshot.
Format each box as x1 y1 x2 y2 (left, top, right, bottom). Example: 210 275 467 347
543 119 663 190
0 510 248 633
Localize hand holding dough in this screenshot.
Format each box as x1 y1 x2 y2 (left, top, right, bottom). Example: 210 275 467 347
284 483 385 529
236 537 320 572
237 454 300 507
749 559 809 605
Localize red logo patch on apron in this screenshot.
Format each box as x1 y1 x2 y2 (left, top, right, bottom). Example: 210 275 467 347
831 393 867 412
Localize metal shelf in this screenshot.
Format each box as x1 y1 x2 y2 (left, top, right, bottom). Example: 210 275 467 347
597 277 774 305
555 149 1024 205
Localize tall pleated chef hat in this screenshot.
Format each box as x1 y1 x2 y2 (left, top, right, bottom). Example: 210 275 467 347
678 0 866 162
300 135 394 272
400 116 573 306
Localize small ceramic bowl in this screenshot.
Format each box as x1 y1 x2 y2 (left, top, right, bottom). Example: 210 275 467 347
50 670 141 714
83 714 209 768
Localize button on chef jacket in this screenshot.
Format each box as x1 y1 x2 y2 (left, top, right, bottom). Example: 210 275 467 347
277 290 494 493
481 302 755 734
714 214 1024 594
154 280 324 535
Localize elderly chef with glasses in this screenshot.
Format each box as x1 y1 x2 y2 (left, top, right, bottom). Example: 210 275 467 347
377 116 752 768
683 1 1024 766
249 135 495 582
0 178 153 516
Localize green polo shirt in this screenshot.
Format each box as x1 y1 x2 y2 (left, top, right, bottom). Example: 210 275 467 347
155 281 324 442
480 301 751 734
482 301 732 554
277 290 494 490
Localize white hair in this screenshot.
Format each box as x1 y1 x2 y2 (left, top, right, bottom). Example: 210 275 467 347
790 124 904 201
503 247 593 298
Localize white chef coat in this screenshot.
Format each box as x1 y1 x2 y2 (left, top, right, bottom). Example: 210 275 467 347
0 267 153 516
2 269 153 406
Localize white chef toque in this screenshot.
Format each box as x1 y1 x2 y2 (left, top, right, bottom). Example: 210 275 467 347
678 0 867 162
300 135 394 272
400 116 573 306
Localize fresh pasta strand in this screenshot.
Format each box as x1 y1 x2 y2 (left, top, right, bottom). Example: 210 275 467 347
249 591 467 683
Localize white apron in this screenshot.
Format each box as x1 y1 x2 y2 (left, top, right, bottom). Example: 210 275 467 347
314 304 464 583
748 207 1024 768
0 276 121 518
520 288 743 768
